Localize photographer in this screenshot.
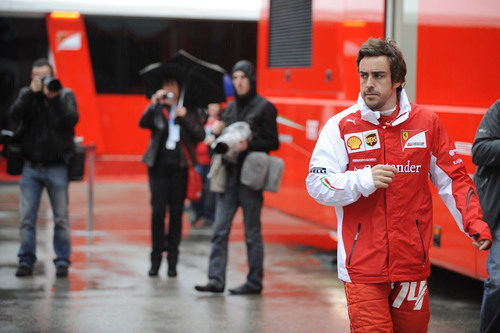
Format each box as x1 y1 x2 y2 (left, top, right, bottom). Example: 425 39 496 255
195 60 279 295
139 76 205 278
9 58 78 278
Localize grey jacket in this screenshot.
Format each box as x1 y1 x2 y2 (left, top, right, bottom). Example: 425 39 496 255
139 104 205 168
472 99 500 231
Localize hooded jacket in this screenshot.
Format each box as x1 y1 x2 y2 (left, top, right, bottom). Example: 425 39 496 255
306 89 491 283
472 100 500 231
221 61 279 163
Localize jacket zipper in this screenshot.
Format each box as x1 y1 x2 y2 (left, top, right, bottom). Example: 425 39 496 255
416 220 426 266
382 128 390 278
348 224 361 266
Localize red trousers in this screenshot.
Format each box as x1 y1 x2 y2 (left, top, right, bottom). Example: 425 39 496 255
344 281 430 333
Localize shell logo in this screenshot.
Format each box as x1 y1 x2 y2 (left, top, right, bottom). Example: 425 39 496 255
347 136 363 150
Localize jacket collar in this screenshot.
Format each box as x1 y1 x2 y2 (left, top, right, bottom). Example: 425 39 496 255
357 88 412 126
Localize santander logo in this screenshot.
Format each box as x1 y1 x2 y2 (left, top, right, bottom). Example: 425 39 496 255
387 160 422 173
354 160 422 174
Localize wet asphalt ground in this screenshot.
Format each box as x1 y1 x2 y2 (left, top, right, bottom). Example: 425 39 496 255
0 181 485 332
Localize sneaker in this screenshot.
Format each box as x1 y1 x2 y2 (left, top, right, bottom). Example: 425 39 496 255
15 265 33 277
56 266 68 278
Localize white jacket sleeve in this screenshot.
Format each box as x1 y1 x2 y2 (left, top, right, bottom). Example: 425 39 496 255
305 115 376 207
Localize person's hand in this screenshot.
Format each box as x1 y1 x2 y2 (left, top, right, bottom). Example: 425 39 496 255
30 77 42 93
151 89 165 105
237 139 248 152
43 86 61 99
473 239 491 251
211 120 226 135
175 106 187 118
205 134 216 145
151 89 176 106
371 164 398 189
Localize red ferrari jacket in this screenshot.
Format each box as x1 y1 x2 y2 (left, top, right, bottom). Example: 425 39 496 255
306 90 491 283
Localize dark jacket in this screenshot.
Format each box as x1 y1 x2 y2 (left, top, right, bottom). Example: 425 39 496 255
9 87 78 165
472 100 500 231
139 104 205 168
222 94 279 160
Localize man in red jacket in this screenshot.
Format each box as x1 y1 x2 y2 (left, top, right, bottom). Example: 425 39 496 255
306 38 491 332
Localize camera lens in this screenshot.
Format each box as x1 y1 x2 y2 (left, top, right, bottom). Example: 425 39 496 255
41 75 62 92
162 92 175 100
213 142 229 154
46 79 62 92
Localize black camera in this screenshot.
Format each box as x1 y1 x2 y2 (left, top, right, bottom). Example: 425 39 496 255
41 74 62 92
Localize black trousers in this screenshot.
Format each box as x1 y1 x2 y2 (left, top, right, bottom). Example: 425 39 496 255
147 162 187 265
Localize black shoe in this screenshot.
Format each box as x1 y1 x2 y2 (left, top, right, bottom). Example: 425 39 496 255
228 284 262 295
166 255 177 278
149 264 160 277
15 265 33 277
167 267 177 277
194 282 224 293
56 266 68 278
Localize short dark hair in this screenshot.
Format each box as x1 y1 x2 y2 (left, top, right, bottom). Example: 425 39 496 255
32 58 54 74
161 75 180 88
356 38 406 95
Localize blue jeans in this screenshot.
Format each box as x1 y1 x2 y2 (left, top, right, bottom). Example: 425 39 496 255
190 164 216 224
18 163 71 268
207 169 264 289
481 224 500 333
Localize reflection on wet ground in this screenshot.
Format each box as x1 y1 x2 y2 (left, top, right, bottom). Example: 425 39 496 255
0 182 484 332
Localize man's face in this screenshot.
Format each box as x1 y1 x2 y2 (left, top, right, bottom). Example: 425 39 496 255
232 70 251 96
359 56 401 111
31 65 51 80
161 79 180 103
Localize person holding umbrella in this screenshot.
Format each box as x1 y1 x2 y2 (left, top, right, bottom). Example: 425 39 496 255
139 74 205 278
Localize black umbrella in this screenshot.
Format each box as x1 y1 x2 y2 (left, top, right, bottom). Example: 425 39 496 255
139 50 227 108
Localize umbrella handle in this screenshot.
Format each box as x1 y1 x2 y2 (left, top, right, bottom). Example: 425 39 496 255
178 85 185 108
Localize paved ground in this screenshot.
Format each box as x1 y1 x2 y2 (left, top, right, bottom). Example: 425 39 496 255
0 181 485 332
